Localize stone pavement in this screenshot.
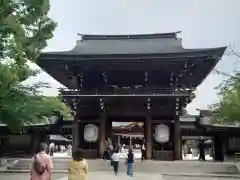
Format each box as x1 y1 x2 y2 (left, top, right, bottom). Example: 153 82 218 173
0 171 238 180
163 175 237 180
2 159 240 179
0 173 66 180
58 172 165 180
56 172 238 180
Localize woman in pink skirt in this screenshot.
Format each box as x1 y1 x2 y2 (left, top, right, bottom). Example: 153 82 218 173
30 142 53 180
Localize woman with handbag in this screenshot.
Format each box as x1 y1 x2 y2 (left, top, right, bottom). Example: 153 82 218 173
30 142 53 180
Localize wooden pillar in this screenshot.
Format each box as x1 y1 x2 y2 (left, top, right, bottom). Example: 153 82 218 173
214 135 224 161
99 114 106 158
174 114 182 160
117 136 120 145
145 115 152 159
30 133 40 155
105 119 112 139
72 113 79 153
129 137 132 148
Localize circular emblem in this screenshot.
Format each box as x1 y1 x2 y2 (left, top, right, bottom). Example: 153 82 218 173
84 124 98 142
154 124 170 143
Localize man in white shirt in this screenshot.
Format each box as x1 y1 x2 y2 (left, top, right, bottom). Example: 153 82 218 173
111 149 120 175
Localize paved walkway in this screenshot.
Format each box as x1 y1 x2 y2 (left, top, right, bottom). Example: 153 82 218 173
58 172 164 180
0 171 238 180
56 172 238 180
163 175 236 180
0 173 66 180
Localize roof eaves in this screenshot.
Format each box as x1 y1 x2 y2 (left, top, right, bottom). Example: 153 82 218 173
79 31 181 40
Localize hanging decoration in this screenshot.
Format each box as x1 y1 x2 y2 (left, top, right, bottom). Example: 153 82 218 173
84 124 98 142
154 124 170 143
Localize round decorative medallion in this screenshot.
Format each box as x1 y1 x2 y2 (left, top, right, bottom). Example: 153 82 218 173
84 124 98 142
154 124 170 143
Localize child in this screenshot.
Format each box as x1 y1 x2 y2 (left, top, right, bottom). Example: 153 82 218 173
111 149 120 175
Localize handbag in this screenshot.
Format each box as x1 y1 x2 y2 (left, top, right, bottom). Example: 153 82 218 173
125 158 128 166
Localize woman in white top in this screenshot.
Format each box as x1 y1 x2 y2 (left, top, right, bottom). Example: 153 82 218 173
111 149 120 175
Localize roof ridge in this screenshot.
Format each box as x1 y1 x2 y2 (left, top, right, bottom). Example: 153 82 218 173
77 31 181 40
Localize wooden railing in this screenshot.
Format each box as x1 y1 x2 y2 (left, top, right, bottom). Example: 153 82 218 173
60 88 192 97
1 151 26 157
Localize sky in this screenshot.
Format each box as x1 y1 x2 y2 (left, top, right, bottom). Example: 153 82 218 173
28 0 240 115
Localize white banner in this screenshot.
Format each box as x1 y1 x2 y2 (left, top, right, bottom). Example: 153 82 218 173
84 124 98 142
154 124 170 143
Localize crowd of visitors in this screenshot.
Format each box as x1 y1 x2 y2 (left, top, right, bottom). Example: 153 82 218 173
29 137 151 180
29 138 142 179
48 142 72 156
102 137 148 176
29 136 211 179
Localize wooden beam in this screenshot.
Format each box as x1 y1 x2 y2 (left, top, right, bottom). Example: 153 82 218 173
62 94 189 97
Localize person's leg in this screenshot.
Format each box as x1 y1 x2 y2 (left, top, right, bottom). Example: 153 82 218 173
141 150 144 161
108 150 110 160
115 161 119 175
103 151 107 160
127 163 130 176
113 161 118 175
129 163 133 177
142 150 146 161
112 161 116 174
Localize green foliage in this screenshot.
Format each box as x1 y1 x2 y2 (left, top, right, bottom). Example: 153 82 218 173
0 0 71 132
211 72 240 124
35 96 72 120
1 0 57 65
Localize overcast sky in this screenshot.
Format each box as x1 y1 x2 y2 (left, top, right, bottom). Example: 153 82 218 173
28 0 240 115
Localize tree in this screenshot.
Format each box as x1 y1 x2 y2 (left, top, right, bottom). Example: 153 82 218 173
0 0 70 131
211 47 240 124
211 72 240 124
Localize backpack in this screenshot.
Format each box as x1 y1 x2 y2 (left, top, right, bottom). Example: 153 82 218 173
33 155 46 175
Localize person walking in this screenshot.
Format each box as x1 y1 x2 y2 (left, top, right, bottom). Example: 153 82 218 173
68 149 88 180
106 138 113 160
125 148 134 177
30 142 53 180
48 142 54 156
111 149 120 176
141 139 146 161
198 138 206 161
